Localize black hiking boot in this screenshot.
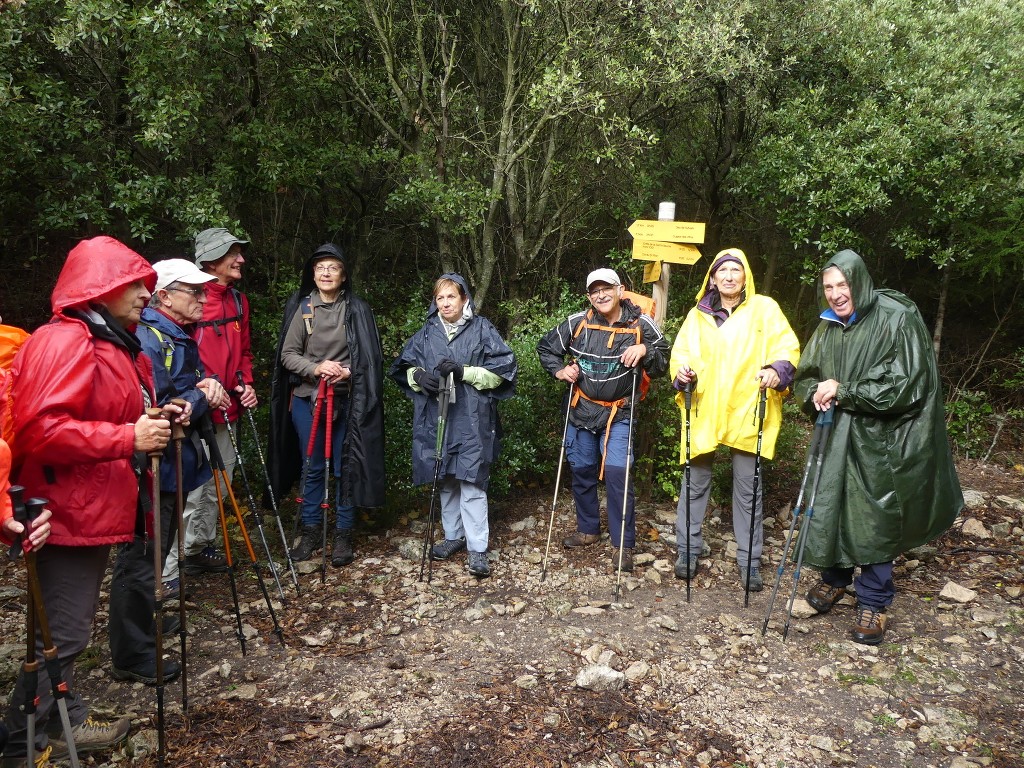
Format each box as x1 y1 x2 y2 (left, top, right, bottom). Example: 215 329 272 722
291 525 321 562
332 529 355 567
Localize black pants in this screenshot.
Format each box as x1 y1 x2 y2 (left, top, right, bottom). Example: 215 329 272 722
107 493 177 670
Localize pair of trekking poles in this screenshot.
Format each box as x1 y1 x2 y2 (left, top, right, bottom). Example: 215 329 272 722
7 486 82 768
146 385 289 765
539 367 641 601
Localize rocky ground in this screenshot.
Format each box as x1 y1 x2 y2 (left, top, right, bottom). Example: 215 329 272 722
1 459 1023 768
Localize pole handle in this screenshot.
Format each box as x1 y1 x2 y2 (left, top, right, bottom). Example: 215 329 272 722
7 485 27 560
816 402 835 426
168 398 188 441
145 407 170 458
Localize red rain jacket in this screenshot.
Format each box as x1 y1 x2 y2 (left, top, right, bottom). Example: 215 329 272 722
10 236 157 546
194 280 254 423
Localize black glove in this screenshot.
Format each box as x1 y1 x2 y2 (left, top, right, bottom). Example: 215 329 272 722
435 358 464 382
413 368 441 396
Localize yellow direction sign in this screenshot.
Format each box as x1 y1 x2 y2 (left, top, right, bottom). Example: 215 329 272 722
627 220 706 244
632 239 703 265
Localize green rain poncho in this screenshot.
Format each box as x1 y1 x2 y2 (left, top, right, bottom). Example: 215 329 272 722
793 250 963 568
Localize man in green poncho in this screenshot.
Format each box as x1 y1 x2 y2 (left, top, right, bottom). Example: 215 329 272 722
794 250 963 646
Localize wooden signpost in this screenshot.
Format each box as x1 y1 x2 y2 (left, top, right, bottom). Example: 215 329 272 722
629 205 705 325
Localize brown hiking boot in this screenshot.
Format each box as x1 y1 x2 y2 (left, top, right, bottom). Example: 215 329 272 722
611 547 634 572
806 580 847 614
562 531 599 548
850 604 888 645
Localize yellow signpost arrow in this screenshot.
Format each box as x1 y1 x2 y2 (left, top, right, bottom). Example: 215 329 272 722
627 220 706 244
631 240 703 265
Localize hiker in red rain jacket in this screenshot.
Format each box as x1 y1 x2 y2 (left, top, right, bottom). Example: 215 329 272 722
2 237 173 764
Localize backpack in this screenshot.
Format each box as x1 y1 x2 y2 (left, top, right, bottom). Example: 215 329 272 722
572 290 658 401
196 287 243 336
0 324 30 445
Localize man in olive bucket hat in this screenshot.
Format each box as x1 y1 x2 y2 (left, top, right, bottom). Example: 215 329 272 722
160 228 258 597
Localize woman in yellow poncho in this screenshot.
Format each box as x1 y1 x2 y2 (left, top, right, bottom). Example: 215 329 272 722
670 248 800 591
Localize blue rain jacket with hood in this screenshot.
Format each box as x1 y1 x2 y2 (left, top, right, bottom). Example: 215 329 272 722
389 273 517 489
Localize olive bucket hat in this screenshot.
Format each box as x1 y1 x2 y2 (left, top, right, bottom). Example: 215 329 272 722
194 227 249 267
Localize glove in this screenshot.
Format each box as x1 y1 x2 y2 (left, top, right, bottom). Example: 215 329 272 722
412 368 441 396
435 358 464 382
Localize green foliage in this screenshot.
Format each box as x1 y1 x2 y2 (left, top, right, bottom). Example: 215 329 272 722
945 389 994 459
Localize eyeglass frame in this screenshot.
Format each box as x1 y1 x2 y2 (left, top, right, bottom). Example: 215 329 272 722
163 284 208 298
587 284 619 298
313 263 344 275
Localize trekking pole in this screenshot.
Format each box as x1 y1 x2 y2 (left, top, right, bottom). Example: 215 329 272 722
613 368 639 601
292 378 327 575
222 403 286 600
419 373 455 584
8 489 81 768
203 415 286 646
144 406 169 767
168 399 189 713
540 384 574 582
744 388 768 608
682 379 693 603
781 404 834 641
761 405 826 635
237 371 299 592
320 385 334 584
8 487 38 768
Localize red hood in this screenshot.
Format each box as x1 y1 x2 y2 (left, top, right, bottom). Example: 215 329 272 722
51 236 157 314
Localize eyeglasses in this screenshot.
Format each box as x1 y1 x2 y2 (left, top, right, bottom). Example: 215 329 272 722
165 286 207 297
314 264 343 275
587 286 617 297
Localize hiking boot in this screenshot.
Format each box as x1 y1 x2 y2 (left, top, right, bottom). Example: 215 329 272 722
806 580 848 614
111 659 182 686
183 546 228 575
467 551 491 578
738 564 763 592
161 577 180 600
48 715 131 758
850 604 888 646
1 745 55 768
611 547 634 572
162 614 181 635
291 526 321 562
431 537 467 561
332 530 355 567
562 531 599 548
674 553 699 580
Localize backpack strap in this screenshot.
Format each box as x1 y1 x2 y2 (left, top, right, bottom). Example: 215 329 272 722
301 294 315 336
141 323 174 372
196 287 243 337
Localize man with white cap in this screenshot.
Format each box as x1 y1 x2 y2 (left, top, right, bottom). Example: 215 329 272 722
161 228 256 594
108 258 228 684
537 269 668 571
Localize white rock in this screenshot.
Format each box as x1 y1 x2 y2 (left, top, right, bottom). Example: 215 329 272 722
624 661 650 681
514 674 539 689
961 489 986 508
995 495 1024 512
961 518 990 539
939 581 978 603
575 663 625 691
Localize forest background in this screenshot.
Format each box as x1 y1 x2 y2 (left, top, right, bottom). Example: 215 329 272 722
1 0 1022 512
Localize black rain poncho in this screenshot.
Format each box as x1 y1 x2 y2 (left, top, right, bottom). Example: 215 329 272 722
793 250 963 568
267 244 386 509
389 274 517 489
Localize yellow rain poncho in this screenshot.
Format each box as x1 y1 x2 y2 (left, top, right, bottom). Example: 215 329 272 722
670 249 800 461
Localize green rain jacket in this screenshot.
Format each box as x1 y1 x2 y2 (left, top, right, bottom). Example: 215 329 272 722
793 250 963 568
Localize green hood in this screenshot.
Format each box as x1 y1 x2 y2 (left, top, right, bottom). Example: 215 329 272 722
817 249 878 319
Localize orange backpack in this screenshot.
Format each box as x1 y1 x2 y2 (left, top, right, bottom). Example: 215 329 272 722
0 324 30 445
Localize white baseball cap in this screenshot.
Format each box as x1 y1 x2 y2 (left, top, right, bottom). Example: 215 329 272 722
586 268 621 290
154 258 218 291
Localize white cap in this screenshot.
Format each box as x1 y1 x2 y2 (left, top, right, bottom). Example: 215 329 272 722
586 268 621 290
154 258 218 291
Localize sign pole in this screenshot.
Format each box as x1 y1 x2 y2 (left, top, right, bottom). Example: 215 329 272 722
651 201 675 327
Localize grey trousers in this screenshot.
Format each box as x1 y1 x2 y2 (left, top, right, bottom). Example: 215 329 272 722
675 449 764 568
3 544 110 755
163 422 235 581
439 477 489 553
